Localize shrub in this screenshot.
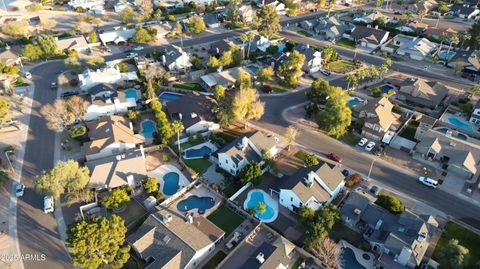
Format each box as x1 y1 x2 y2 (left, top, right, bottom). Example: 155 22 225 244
375 194 405 215
155 192 165 201
127 110 140 123
165 15 176 21
103 188 130 209
188 135 194 143
68 125 87 140
143 177 158 194
69 79 79 87
304 153 319 167
371 86 382 97
118 63 129 72
345 173 363 187
162 154 169 162
195 133 203 140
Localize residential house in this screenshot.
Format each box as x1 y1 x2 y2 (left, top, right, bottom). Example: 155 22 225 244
447 50 480 81
204 14 220 28
209 39 233 56
415 128 480 178
396 77 448 109
223 4 254 22
55 36 90 52
86 149 146 189
160 45 191 72
68 0 105 10
267 52 288 70
292 44 322 74
407 21 429 33
200 67 253 90
424 27 457 40
0 49 20 67
166 92 219 135
99 28 136 44
248 35 272 53
127 207 224 269
391 34 437 61
350 25 389 49
469 100 480 124
414 0 437 14
217 131 279 176
84 115 144 161
85 84 138 121
78 65 138 91
354 96 398 141
279 163 345 212
450 4 480 19
255 0 277 7
113 0 132 12
300 20 315 31
353 11 387 24
340 188 439 269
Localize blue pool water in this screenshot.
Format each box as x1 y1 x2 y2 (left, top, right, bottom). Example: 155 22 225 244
438 50 455 60
141 120 157 139
447 117 474 132
245 191 275 222
125 89 137 100
436 127 469 140
380 84 394 93
184 146 212 158
246 65 259 73
347 98 362 108
341 248 366 269
159 92 183 102
177 195 215 214
162 172 180 196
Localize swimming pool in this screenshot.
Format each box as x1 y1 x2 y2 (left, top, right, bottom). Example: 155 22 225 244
125 88 137 100
380 84 394 93
447 117 474 132
162 172 180 196
159 92 183 102
141 120 157 139
177 195 215 214
438 50 455 61
341 248 366 269
243 189 278 223
184 146 212 159
246 65 259 74
435 127 469 141
347 97 362 108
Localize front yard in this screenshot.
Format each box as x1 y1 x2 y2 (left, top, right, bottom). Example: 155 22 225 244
432 221 480 268
327 60 358 74
207 205 244 237
336 38 356 49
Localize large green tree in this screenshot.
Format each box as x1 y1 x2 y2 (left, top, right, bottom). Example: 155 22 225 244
255 5 281 39
297 205 340 249
437 239 470 269
22 44 43 61
240 162 262 185
188 16 206 34
278 50 305 87
375 194 405 215
468 21 480 49
103 188 130 209
150 100 174 143
36 34 60 58
232 87 265 127
316 85 351 138
34 160 90 199
322 46 337 64
67 215 130 269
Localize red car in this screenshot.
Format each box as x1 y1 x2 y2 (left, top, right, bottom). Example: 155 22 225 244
327 152 343 163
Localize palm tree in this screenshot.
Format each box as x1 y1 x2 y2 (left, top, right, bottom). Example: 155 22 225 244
459 32 471 49
445 34 459 63
436 33 448 55
346 74 358 90
417 9 427 23
171 120 184 155
285 125 299 151
243 32 255 60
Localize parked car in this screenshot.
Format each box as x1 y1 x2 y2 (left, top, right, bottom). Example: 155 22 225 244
370 185 380 195
327 152 343 163
124 48 133 53
126 52 138 59
44 196 54 213
320 69 331 76
50 82 57 89
342 169 350 177
133 46 144 51
15 183 25 197
358 138 368 147
24 72 32 79
365 142 375 152
418 176 438 189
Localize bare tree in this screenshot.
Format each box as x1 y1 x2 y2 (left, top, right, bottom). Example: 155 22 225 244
285 125 299 151
311 237 341 269
140 0 154 20
66 96 89 121
144 64 165 83
40 99 74 132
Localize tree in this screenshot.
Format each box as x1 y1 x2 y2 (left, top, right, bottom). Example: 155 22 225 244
471 85 480 95
240 32 255 59
34 160 89 199
232 87 265 127
103 188 130 209
303 205 340 248
437 1 449 14
278 50 305 87
297 205 315 224
378 57 392 79
219 51 234 67
140 0 154 20
445 34 460 62
171 120 184 154
437 239 470 269
255 5 281 39
208 56 221 69
468 21 480 49
235 70 252 90
240 162 262 185
322 46 337 64
0 98 11 124
188 16 206 34
150 100 175 144
40 99 75 132
213 85 226 101
316 86 351 138
89 31 98 43
120 7 142 24
153 8 162 19
346 73 359 90
257 67 274 84
86 56 105 69
375 194 405 215
231 45 244 66
1 21 29 38
285 125 298 151
417 9 427 23
311 237 341 269
257 202 266 213
317 0 327 8
190 55 203 70
304 153 319 166
133 26 155 44
67 215 130 269
66 96 89 121
285 0 298 16
143 177 159 194
37 34 60 57
144 64 164 83
345 173 363 187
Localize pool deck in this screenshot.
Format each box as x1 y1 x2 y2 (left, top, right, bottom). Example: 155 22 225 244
165 184 223 218
183 141 218 160
340 240 375 269
148 164 191 197
439 111 479 137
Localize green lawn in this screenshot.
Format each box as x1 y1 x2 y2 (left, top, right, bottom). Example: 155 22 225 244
215 132 237 144
399 120 419 141
202 251 227 269
297 30 312 37
338 132 361 146
336 38 356 49
294 149 309 161
329 222 369 249
327 60 358 74
107 199 147 230
184 158 211 175
207 205 244 237
291 257 304 269
223 182 241 198
263 82 292 93
173 82 206 92
432 221 480 268
181 136 205 150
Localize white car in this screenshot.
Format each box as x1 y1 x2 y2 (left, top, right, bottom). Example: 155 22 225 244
418 176 438 189
133 46 144 51
15 183 25 197
24 72 32 79
365 141 376 152
44 196 54 213
126 52 138 59
358 138 368 147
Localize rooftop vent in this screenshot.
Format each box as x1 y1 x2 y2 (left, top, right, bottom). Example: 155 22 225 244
191 112 198 118
375 219 383 230
417 232 427 242
354 208 361 215
162 235 171 244
256 253 265 264
162 214 173 223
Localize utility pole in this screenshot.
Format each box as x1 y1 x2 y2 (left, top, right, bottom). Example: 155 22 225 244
367 158 377 181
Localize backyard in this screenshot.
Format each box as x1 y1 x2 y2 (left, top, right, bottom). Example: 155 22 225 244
207 205 244 237
173 82 206 92
399 120 419 141
202 251 227 269
327 59 358 74
329 222 370 250
106 199 148 230
432 221 480 268
184 158 212 175
181 136 205 150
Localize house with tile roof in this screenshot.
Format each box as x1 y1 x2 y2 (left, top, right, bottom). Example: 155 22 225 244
0 49 20 67
165 92 219 135
84 115 144 161
279 163 345 212
126 203 224 269
450 4 480 19
340 188 439 269
396 77 449 109
424 27 457 40
391 34 437 61
235 236 297 269
354 97 398 141
217 131 279 176
447 50 480 81
350 25 389 49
